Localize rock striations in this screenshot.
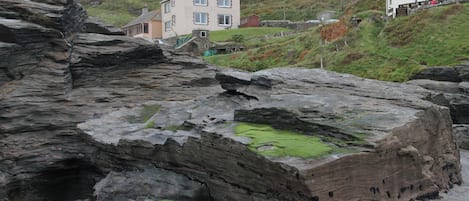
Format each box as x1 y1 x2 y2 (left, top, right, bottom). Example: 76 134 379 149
0 1 464 201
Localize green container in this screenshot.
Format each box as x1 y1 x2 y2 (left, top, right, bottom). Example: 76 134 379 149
203 50 217 56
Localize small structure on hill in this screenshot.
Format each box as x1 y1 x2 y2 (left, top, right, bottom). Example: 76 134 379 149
212 42 245 54
240 15 261 27
174 29 245 56
385 0 468 18
122 6 162 39
175 29 211 56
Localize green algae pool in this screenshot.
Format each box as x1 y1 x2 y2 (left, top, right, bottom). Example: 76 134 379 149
235 123 335 159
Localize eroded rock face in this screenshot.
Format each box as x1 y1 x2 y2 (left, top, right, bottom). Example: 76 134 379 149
0 1 463 201
0 0 220 200
94 167 211 201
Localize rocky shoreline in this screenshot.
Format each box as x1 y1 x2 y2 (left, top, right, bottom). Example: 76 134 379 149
1 1 468 201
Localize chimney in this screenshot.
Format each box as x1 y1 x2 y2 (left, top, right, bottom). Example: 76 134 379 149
142 4 148 15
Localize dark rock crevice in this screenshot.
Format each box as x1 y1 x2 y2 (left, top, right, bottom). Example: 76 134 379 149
6 158 105 201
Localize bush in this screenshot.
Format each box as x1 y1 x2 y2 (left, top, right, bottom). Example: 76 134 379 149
231 34 245 43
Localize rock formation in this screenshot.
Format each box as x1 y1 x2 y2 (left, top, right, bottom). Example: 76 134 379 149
407 64 469 200
408 63 469 150
0 1 463 201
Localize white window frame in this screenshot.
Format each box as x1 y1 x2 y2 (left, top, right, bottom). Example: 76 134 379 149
217 0 231 7
194 12 208 25
165 21 171 32
217 14 231 26
164 3 171 13
194 0 207 6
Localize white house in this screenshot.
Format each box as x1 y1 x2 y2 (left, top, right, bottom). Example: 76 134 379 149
386 0 428 18
160 0 240 39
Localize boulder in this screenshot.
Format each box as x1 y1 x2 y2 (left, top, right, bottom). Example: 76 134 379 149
455 62 469 81
411 67 462 82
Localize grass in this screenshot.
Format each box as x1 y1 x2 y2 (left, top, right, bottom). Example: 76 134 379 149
141 104 161 122
144 121 155 129
210 27 291 42
240 0 344 21
206 3 469 82
127 104 161 124
81 0 160 27
235 123 334 158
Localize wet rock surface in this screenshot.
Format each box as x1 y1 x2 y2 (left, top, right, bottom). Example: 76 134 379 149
0 1 465 201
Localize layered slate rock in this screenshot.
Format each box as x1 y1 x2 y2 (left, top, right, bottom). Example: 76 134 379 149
84 16 125 36
0 0 220 200
408 64 469 160
80 68 461 201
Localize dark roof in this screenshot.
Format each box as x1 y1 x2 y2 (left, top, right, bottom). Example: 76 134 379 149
122 10 161 28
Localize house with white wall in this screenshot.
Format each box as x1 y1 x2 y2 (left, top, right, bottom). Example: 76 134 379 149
160 0 240 39
386 0 428 18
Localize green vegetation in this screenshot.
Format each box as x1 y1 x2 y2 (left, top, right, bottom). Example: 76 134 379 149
80 0 160 27
210 27 291 42
235 123 334 158
144 121 155 129
141 104 161 122
207 4 469 82
240 0 344 21
127 104 161 124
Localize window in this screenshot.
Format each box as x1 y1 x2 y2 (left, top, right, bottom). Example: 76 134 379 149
171 0 175 6
194 0 207 6
200 31 207 37
164 3 171 13
143 23 149 33
172 15 176 25
217 0 231 7
194 12 208 24
218 14 231 26
165 21 171 32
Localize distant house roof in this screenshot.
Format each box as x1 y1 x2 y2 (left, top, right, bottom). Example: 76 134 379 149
122 10 161 28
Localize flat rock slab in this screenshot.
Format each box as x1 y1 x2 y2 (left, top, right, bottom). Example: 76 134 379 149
81 68 461 201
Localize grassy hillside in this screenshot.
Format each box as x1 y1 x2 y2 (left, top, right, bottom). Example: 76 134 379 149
80 0 351 26
79 0 160 27
209 27 290 42
206 3 469 82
